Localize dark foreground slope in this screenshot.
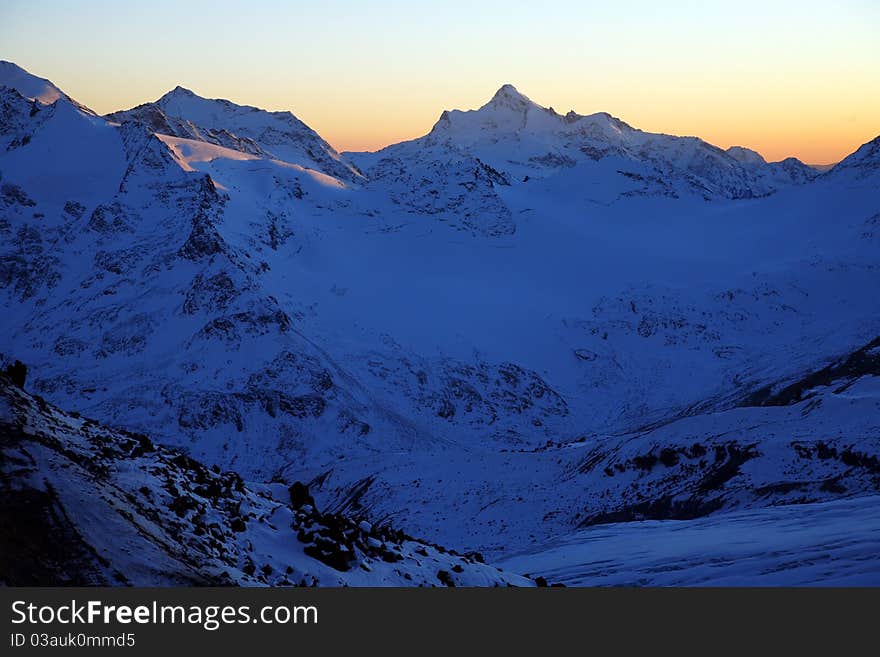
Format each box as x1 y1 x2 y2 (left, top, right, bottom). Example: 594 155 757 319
0 371 531 587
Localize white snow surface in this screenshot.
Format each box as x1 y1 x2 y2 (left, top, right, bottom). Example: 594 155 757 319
500 496 880 586
107 86 362 183
0 60 67 105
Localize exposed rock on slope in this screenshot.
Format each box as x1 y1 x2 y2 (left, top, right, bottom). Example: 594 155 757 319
107 86 363 183
0 372 532 586
351 84 818 212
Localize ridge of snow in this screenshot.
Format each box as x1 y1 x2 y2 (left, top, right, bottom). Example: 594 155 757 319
830 134 880 177
0 60 67 105
107 86 363 183
360 83 817 200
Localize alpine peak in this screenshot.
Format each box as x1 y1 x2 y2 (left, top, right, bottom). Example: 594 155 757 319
483 83 537 111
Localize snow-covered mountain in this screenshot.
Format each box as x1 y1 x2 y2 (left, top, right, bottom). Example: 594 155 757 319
2 62 879 585
0 60 69 105
106 87 362 183
350 84 818 215
726 144 819 185
829 135 880 179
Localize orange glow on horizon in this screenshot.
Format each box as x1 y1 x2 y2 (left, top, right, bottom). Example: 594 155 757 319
3 0 877 165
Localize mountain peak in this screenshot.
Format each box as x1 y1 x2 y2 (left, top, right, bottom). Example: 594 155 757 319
726 146 767 166
0 60 66 105
494 83 524 98
112 83 363 182
161 85 198 101
483 84 537 112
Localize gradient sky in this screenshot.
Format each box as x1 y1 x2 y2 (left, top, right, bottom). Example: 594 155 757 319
2 0 878 163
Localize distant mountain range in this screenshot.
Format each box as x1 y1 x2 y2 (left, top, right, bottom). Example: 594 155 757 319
2 60 879 586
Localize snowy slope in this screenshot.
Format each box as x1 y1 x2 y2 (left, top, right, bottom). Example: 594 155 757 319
107 87 362 183
499 495 880 586
0 60 68 105
0 373 532 586
2 61 880 585
305 344 880 557
830 135 880 179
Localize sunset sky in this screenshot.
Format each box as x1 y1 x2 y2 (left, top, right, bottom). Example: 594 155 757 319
2 0 878 163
